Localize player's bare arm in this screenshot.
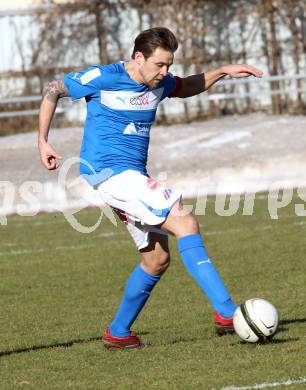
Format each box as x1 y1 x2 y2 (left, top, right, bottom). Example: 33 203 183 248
38 80 68 170
176 64 263 98
43 79 69 103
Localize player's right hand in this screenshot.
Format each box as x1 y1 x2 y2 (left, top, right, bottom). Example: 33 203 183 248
39 141 63 170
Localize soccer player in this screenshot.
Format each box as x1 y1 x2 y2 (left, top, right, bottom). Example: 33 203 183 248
38 27 263 349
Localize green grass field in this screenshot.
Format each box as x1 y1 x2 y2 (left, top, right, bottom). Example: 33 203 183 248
1 195 306 390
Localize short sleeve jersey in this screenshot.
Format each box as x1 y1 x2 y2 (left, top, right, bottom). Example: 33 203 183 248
64 62 177 186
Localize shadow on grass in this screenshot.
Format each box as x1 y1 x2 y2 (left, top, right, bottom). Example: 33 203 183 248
279 318 306 325
231 337 299 346
0 331 151 358
277 318 306 334
0 336 102 358
257 337 300 345
229 318 305 346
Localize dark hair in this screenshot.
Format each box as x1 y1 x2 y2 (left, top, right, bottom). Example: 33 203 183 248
132 27 178 59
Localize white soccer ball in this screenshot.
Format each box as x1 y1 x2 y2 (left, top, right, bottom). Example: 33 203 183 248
233 298 279 343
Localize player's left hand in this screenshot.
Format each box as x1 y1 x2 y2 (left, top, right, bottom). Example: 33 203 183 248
221 64 263 78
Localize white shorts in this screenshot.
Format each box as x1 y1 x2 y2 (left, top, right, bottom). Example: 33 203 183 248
96 170 181 250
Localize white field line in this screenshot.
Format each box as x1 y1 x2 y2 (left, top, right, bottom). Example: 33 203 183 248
93 232 117 238
6 212 304 229
5 219 68 228
5 213 305 234
2 220 305 252
24 219 67 227
6 218 115 228
202 225 272 236
292 220 306 226
0 239 131 257
0 244 96 257
200 220 306 236
0 232 118 251
221 376 306 390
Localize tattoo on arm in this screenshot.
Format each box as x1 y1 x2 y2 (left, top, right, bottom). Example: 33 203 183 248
43 80 69 103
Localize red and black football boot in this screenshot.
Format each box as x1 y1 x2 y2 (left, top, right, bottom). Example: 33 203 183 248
214 311 235 335
102 328 145 350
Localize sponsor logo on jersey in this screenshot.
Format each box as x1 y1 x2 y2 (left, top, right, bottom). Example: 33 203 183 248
123 122 151 137
116 96 128 105
101 88 164 111
130 95 149 106
123 123 137 135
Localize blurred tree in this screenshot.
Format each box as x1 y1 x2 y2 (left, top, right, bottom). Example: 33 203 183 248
277 0 305 113
262 0 282 114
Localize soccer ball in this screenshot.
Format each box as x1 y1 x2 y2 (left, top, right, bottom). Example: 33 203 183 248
233 298 279 343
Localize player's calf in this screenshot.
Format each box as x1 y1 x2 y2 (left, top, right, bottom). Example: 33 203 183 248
140 251 170 276
140 232 170 276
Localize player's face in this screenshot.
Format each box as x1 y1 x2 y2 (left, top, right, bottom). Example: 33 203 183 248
136 48 174 89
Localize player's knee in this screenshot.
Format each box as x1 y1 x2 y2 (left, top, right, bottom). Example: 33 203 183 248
169 213 199 238
182 213 199 236
162 201 200 238
142 252 170 276
152 252 171 275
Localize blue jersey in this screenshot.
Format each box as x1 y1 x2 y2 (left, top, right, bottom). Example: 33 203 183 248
64 62 177 186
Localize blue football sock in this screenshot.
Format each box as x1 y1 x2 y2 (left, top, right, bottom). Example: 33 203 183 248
178 234 237 318
109 264 160 337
